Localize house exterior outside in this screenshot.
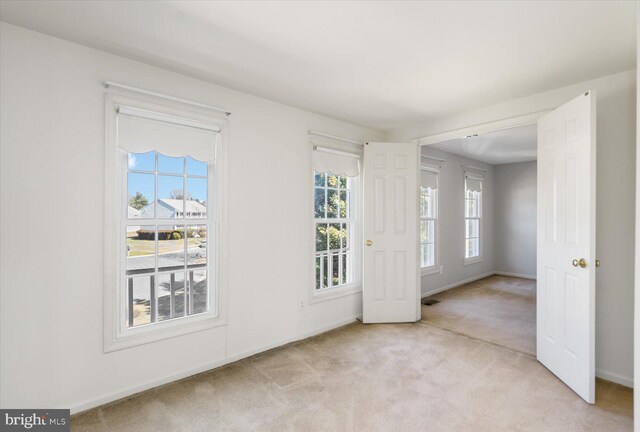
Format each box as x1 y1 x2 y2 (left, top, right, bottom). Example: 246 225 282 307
127 206 141 235
140 199 207 219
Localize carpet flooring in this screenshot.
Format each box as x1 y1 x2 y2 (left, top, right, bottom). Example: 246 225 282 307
422 274 536 355
72 293 633 431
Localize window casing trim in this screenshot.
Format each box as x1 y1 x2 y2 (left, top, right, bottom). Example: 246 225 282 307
463 172 483 265
420 166 440 275
308 153 363 305
104 91 229 352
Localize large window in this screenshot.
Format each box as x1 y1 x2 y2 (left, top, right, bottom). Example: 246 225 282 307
105 93 226 352
314 172 355 290
464 174 483 263
420 169 438 273
126 151 210 327
310 140 361 299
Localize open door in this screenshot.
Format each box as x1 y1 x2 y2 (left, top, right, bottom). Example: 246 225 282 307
537 92 596 403
362 142 420 323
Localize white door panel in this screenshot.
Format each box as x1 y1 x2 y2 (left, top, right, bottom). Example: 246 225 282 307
537 91 596 403
363 142 420 323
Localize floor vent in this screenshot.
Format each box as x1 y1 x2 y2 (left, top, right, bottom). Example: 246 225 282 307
422 299 440 306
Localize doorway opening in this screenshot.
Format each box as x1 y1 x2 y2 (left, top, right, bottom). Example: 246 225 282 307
418 123 538 356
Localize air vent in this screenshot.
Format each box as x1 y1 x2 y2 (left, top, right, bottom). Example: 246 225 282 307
422 299 440 306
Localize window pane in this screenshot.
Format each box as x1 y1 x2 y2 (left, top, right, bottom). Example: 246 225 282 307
185 177 208 219
314 173 325 187
189 269 208 315
420 189 428 218
340 190 348 218
314 188 326 218
157 272 185 321
315 256 321 290
339 176 347 189
425 243 435 267
322 255 328 288
187 225 207 268
326 189 339 218
328 223 341 250
420 221 428 242
341 223 349 249
158 154 184 175
128 172 155 218
128 151 155 172
466 219 479 239
426 220 435 244
327 174 339 188
186 156 208 177
341 253 348 285
316 224 327 252
128 275 152 327
466 238 479 258
332 253 340 287
158 175 184 219
126 225 155 275
428 190 437 218
157 225 185 272
420 244 428 267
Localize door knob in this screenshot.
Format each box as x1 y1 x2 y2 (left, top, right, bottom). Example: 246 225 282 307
596 259 601 268
365 240 373 247
572 258 588 268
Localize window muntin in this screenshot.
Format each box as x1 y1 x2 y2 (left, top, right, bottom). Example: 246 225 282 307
314 172 355 290
420 184 438 269
464 177 482 260
125 151 210 328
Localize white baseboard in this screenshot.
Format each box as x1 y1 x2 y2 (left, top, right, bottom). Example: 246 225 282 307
494 271 537 280
421 272 495 298
596 368 634 388
69 316 359 415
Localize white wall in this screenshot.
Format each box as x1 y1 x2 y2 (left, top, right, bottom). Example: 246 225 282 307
494 161 537 278
420 147 495 296
635 7 640 427
390 70 637 387
0 24 384 412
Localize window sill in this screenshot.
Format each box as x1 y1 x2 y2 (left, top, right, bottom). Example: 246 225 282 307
309 283 362 305
104 311 225 353
421 266 439 276
464 256 483 266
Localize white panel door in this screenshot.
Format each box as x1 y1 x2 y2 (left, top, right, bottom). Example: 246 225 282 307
362 142 420 323
537 91 596 403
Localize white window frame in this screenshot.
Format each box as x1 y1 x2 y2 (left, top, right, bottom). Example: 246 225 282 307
420 167 439 276
464 173 483 265
104 91 229 352
309 164 362 305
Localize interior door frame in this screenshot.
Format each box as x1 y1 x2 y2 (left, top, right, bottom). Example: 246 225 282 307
414 110 552 146
416 109 551 300
417 102 604 403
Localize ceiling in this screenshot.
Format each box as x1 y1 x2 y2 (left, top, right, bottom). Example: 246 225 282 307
428 123 537 165
0 1 635 131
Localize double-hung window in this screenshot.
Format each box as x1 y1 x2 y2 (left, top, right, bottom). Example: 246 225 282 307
464 173 483 263
311 141 361 300
105 94 226 351
420 168 438 274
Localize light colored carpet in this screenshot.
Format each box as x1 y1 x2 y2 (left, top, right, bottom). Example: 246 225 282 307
422 274 536 355
72 321 632 431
